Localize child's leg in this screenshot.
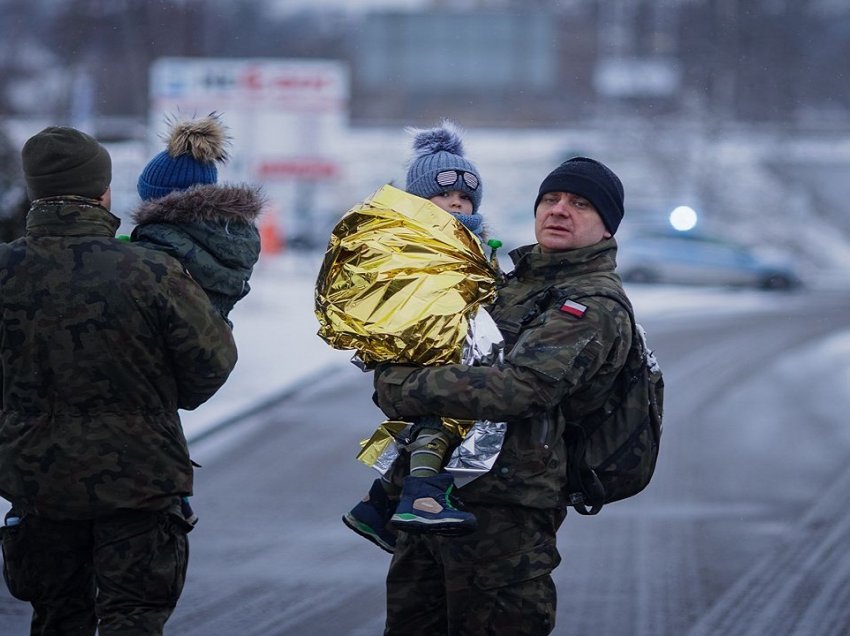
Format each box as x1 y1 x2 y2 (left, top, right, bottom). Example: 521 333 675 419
408 428 453 478
392 420 477 535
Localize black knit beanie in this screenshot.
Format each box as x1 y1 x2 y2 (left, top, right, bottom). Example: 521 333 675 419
534 156 624 235
22 126 112 201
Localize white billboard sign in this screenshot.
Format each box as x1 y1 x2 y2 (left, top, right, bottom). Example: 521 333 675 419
148 57 350 248
150 58 348 114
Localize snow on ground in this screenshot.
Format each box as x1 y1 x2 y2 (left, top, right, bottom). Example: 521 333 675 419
179 250 830 443
178 253 352 441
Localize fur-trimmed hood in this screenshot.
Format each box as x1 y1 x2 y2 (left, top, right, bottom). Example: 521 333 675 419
129 182 264 321
132 183 264 226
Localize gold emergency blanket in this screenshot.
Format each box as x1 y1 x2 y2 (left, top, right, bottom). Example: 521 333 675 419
352 306 508 488
314 184 498 368
315 185 502 475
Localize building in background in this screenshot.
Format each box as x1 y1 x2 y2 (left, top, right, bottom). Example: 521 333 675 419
351 11 565 125
1 0 847 131
3 0 850 266
349 2 683 126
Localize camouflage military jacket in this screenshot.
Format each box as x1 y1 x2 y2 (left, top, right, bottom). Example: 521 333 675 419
0 198 238 519
374 238 632 509
131 184 263 320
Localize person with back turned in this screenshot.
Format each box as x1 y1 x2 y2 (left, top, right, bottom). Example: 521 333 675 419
0 126 237 635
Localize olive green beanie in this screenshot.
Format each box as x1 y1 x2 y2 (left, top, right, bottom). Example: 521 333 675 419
21 126 112 201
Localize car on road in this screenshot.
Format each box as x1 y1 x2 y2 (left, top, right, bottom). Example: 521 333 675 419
617 229 802 290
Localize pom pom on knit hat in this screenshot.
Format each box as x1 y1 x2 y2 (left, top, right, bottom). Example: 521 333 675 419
405 119 483 214
137 113 231 201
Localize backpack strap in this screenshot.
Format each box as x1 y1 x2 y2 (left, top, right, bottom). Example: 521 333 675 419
563 424 606 514
551 284 638 515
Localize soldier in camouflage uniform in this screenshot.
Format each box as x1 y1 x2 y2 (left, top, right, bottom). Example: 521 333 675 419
0 127 237 635
373 157 632 635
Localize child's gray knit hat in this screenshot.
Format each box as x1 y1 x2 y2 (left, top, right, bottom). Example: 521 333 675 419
404 120 482 214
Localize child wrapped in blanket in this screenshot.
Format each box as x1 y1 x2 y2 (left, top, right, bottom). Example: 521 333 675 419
342 120 496 552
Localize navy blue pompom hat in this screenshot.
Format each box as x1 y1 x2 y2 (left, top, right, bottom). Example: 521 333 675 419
137 113 231 201
534 156 625 235
405 120 483 214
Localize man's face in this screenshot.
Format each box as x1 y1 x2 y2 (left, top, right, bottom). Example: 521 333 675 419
534 191 610 252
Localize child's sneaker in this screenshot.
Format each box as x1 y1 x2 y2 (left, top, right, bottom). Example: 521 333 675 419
391 473 477 535
342 479 398 553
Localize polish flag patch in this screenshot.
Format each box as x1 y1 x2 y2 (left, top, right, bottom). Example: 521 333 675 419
559 299 587 317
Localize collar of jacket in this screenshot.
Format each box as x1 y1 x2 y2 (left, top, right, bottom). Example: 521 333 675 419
131 183 264 226
26 197 120 238
508 237 618 281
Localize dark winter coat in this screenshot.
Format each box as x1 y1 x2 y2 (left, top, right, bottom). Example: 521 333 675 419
374 238 632 509
131 184 263 322
0 197 238 519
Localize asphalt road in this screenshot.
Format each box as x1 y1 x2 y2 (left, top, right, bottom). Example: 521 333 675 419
2 288 850 635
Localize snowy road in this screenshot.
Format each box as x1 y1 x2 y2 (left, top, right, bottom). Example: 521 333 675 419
174 289 850 635
2 287 850 635
555 291 850 636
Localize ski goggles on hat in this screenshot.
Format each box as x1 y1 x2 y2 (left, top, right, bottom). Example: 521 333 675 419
435 169 480 191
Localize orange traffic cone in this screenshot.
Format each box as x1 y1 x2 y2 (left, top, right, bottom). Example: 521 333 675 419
260 215 284 256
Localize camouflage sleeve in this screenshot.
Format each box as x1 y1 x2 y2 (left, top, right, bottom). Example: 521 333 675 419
373 297 630 421
161 266 238 410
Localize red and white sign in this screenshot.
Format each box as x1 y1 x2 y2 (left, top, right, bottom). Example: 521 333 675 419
150 58 348 114
257 159 339 180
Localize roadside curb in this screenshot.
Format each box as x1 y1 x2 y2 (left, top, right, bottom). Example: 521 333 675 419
186 362 349 445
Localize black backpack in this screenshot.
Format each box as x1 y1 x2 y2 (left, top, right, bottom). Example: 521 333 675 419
555 286 664 515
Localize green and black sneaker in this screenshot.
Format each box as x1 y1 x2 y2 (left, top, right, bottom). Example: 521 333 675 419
343 479 398 553
390 473 477 536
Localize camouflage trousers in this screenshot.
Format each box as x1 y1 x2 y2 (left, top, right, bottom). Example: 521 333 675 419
0 504 192 636
385 504 567 636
